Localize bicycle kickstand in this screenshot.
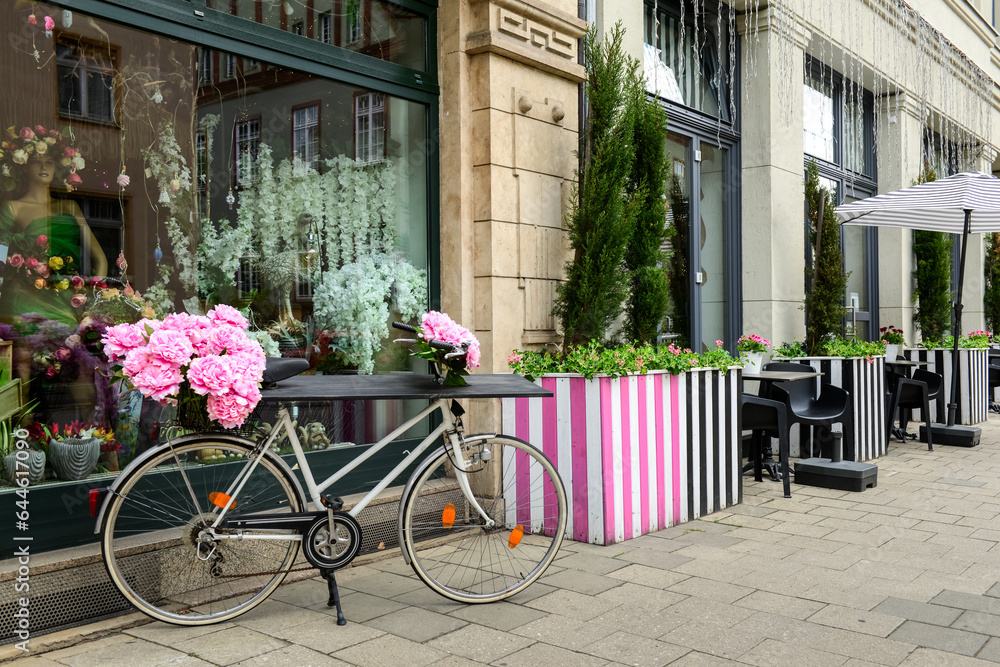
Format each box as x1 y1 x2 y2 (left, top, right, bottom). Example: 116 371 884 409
320 568 347 626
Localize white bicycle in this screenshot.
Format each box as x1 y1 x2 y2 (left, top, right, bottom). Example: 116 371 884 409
94 325 566 626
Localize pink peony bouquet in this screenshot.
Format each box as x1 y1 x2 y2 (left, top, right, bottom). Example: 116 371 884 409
103 304 266 429
411 311 480 386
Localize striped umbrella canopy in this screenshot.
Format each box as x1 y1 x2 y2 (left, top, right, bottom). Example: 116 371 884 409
836 171 1000 233
835 170 1000 428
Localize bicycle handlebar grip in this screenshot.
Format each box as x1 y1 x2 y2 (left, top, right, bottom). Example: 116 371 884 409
392 321 417 333
429 339 459 352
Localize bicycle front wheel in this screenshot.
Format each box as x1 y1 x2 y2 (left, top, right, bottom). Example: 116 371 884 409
401 435 566 603
102 438 304 625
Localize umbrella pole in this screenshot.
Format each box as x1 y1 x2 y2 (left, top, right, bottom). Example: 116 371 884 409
947 209 973 427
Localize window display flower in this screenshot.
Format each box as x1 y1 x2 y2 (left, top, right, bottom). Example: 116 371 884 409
0 125 84 192
407 311 480 386
879 325 905 345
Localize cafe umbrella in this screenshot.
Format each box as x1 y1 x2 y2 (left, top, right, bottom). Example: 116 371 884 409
836 170 1000 441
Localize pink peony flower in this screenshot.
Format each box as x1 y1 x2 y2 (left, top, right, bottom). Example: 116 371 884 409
35 264 49 278
25 257 37 268
70 293 87 308
207 392 255 429
147 329 195 366
103 323 147 361
207 304 249 329
19 127 34 141
44 16 54 31
116 173 129 188
186 355 235 396
161 312 204 334
35 125 46 135
63 147 76 158
202 324 252 356
8 254 22 268
130 358 182 402
35 234 47 246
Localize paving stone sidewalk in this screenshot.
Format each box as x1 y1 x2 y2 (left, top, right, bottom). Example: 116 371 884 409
5 417 1000 666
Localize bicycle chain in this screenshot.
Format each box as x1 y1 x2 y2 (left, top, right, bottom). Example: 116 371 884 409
217 563 317 578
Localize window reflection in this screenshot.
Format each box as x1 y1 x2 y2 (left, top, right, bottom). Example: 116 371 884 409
0 3 431 468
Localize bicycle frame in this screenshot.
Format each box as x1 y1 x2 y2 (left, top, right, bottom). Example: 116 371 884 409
207 398 495 536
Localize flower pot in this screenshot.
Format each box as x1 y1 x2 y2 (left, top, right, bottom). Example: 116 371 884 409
884 344 900 361
97 450 119 472
4 449 45 486
903 348 987 425
740 351 765 375
502 368 741 545
48 437 101 481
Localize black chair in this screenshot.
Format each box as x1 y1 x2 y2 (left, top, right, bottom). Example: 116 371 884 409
764 362 852 460
741 394 791 498
886 374 934 451
989 355 1000 414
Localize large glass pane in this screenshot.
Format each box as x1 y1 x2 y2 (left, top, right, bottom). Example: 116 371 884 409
644 3 729 120
700 143 728 351
207 0 427 72
804 68 835 162
844 97 866 174
665 132 691 348
0 3 431 472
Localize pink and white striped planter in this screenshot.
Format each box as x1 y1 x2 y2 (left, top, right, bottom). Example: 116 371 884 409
502 369 741 546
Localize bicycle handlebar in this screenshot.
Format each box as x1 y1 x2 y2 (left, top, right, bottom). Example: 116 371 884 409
392 321 417 333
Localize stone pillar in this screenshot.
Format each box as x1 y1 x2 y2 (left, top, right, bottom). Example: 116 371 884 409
875 93 922 338
438 0 586 431
739 11 808 347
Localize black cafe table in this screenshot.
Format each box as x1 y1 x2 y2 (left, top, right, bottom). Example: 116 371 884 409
741 369 823 481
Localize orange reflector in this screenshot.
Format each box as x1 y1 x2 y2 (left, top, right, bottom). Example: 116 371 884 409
442 503 456 528
508 524 524 548
209 492 234 509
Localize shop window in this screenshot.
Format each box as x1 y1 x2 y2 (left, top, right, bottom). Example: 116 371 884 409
235 117 261 186
347 0 364 45
222 53 237 80
643 1 732 122
291 20 304 37
292 103 320 173
198 47 213 85
355 93 384 163
244 58 261 74
318 12 333 44
56 38 116 125
72 196 124 279
237 255 261 297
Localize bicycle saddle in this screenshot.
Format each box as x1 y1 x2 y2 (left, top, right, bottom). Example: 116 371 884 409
262 357 310 388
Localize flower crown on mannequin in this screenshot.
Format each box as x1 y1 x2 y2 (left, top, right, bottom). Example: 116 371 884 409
0 125 86 193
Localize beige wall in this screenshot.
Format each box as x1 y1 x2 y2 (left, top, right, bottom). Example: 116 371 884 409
438 0 585 429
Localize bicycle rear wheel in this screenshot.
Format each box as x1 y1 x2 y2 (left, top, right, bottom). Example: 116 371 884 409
400 435 566 603
101 438 304 625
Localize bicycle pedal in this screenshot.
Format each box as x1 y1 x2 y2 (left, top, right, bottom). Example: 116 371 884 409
321 494 344 511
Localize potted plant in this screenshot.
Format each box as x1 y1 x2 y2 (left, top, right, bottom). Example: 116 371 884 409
880 325 906 361
772 337 886 462
45 422 102 481
507 340 741 545
737 334 771 374
1 401 44 486
903 330 990 426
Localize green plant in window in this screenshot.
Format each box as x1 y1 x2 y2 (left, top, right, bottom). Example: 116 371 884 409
804 160 848 355
554 23 642 349
911 161 953 345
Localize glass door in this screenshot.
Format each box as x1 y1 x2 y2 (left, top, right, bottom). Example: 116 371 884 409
664 130 735 351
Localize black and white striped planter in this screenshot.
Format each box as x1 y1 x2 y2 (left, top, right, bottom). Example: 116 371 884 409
780 356 887 462
502 368 741 546
902 348 988 425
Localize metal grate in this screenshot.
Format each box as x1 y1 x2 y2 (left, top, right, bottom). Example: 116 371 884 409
0 492 427 645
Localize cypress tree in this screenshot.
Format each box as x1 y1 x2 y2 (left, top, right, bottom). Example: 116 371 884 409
624 77 671 344
554 24 641 349
804 160 848 355
912 162 953 345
